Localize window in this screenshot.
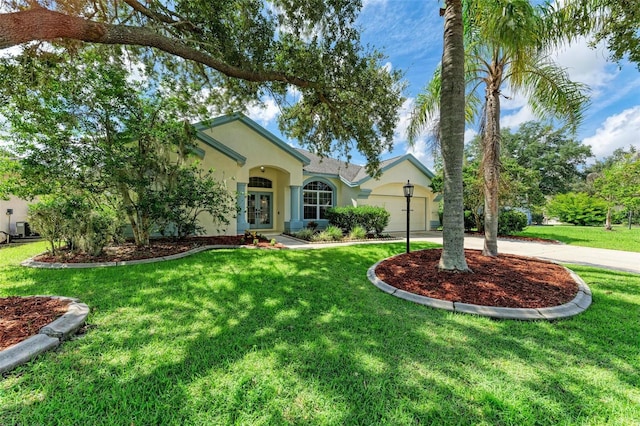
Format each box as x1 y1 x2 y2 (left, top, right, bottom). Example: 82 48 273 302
249 177 272 188
303 181 333 220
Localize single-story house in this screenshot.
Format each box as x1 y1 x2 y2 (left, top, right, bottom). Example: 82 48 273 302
2 113 441 238
193 113 440 235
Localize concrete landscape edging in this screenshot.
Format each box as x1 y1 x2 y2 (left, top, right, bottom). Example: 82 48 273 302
0 297 89 374
367 255 592 321
20 245 245 269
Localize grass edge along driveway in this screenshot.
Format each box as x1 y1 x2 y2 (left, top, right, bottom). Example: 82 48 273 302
516 224 640 252
1 241 639 425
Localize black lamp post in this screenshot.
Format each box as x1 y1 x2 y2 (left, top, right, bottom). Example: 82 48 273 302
403 180 414 253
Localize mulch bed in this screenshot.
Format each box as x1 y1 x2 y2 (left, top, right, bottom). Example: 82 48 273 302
32 235 285 264
375 249 578 309
0 297 71 351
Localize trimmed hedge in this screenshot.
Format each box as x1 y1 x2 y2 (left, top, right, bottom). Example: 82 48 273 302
325 206 390 236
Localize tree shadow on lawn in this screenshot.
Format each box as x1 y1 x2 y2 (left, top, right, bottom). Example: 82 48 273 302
1 245 639 424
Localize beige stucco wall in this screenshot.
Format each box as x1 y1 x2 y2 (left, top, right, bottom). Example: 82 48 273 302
203 121 304 184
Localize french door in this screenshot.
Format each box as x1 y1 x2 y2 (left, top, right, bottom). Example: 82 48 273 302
247 192 273 229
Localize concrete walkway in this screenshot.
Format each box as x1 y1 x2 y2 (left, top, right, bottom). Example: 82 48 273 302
272 232 640 275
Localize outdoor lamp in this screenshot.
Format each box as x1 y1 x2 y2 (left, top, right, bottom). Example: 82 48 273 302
403 180 414 253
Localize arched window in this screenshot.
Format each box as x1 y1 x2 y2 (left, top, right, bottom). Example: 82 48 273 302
249 177 272 188
303 181 333 220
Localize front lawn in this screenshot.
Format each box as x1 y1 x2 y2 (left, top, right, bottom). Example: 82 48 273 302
516 224 640 252
1 242 639 425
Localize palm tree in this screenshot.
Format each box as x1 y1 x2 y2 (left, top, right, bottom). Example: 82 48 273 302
423 0 470 272
411 0 589 257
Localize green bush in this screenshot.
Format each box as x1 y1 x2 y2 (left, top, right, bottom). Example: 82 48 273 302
311 225 343 242
325 205 390 236
292 228 315 241
348 226 367 240
28 194 119 256
498 210 528 235
546 192 607 226
531 211 545 225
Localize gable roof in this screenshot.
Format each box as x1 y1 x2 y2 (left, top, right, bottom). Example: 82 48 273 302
194 113 310 166
297 148 435 186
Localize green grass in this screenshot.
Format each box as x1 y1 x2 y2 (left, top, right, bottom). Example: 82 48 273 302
1 241 639 425
516 224 640 252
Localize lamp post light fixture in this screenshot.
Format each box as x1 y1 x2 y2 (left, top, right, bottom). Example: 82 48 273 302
403 180 414 253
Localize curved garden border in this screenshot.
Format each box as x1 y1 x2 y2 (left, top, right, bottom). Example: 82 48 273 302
20 245 246 269
367 254 592 321
0 297 89 374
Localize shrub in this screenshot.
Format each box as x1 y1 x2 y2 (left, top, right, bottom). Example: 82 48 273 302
324 225 344 240
326 205 390 235
531 210 545 225
498 210 528 235
546 192 607 226
78 208 119 256
311 225 343 242
292 228 315 241
348 226 367 240
28 194 119 256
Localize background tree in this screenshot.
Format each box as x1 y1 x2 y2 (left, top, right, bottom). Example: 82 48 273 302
557 0 640 68
501 121 593 196
593 151 640 229
0 0 404 175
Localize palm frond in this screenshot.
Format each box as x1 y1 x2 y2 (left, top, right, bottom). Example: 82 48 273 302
519 59 591 132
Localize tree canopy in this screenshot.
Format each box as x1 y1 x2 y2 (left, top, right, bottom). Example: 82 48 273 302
558 0 640 68
0 0 404 175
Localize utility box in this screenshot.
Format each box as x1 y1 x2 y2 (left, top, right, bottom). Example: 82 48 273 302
16 221 30 238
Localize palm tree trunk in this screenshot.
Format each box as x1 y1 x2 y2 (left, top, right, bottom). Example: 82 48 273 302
482 77 501 257
438 0 470 272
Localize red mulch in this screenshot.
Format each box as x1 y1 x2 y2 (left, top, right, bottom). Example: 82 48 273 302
32 235 285 263
375 249 578 309
0 297 71 351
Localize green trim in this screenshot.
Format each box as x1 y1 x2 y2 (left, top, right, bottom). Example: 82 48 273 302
188 144 206 159
195 131 246 166
357 189 372 199
194 112 310 166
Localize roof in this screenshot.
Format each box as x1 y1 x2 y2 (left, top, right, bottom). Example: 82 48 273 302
297 148 435 186
296 148 364 182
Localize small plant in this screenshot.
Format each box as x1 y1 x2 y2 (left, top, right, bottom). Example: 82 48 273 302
306 221 318 230
253 238 260 246
325 225 343 240
293 228 315 240
270 238 277 246
348 225 367 240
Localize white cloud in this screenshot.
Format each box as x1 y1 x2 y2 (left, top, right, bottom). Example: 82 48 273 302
464 128 478 143
550 37 616 97
362 0 388 10
246 97 280 126
501 104 536 130
582 106 640 158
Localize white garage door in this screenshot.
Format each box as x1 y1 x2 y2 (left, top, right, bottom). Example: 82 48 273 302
363 195 426 232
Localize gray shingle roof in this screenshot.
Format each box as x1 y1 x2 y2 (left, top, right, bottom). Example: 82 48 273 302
296 148 404 184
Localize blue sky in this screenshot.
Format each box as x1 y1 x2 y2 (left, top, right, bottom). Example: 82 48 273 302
247 0 640 170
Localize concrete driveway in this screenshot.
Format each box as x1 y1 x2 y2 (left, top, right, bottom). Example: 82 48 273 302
274 231 640 274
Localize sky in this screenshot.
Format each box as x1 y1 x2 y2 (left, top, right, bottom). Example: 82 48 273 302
245 0 640 170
